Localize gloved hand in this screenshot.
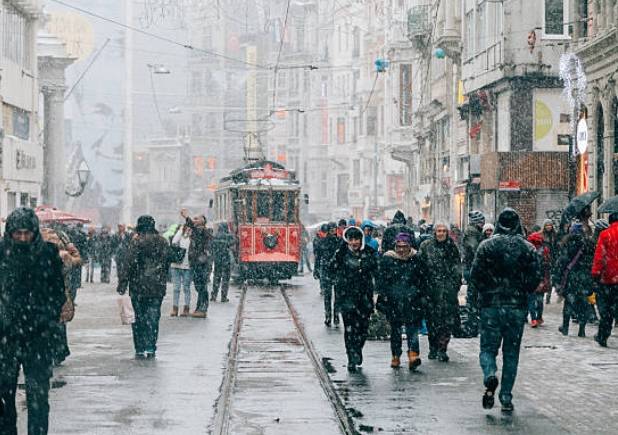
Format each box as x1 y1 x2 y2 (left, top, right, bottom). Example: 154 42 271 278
313 269 320 280
117 286 126 296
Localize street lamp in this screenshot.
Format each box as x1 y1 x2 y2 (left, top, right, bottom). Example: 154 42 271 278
65 160 91 197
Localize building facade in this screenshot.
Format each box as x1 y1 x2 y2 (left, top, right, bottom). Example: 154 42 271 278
0 0 43 219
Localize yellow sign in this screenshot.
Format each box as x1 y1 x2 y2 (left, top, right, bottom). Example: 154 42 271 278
535 100 553 141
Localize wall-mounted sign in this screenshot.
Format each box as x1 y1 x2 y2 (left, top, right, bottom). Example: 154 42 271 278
499 180 521 192
576 118 588 155
16 149 36 170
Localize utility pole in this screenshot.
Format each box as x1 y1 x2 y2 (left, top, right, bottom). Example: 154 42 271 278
123 0 134 224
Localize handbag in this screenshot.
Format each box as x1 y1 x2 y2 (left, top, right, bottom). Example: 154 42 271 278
169 245 187 263
117 294 135 325
556 247 584 294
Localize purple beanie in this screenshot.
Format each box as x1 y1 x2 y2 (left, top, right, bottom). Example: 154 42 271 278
395 232 412 244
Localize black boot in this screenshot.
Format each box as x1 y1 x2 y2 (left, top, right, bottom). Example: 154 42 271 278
578 323 586 337
559 313 569 336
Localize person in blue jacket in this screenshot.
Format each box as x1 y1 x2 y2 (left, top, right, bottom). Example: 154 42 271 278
361 219 379 252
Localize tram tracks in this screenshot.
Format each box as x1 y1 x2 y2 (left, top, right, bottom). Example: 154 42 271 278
211 283 356 435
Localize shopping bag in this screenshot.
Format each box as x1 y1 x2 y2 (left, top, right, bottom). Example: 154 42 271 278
117 294 135 325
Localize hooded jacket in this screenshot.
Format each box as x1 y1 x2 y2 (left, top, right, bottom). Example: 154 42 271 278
381 211 417 252
329 227 377 315
118 226 171 298
0 208 66 351
470 208 542 309
554 232 595 295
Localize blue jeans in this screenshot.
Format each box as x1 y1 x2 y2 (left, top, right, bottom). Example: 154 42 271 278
131 295 164 354
389 320 420 356
527 293 544 321
171 268 192 307
479 307 526 405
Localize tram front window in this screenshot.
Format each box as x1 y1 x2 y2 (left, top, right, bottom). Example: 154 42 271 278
287 192 298 223
257 191 270 219
272 192 285 222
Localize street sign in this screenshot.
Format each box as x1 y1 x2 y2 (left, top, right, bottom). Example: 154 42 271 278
499 181 521 192
577 118 588 155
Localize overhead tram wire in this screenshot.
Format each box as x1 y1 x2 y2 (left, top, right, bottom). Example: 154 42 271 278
271 0 292 111
48 0 270 70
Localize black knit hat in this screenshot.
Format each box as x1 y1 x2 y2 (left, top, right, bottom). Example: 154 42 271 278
136 215 156 234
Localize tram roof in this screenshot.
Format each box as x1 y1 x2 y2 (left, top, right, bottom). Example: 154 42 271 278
219 160 299 187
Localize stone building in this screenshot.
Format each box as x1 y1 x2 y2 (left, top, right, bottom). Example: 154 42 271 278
0 1 43 219
574 0 618 205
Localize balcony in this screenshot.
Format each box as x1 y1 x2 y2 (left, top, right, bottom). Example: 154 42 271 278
480 152 569 191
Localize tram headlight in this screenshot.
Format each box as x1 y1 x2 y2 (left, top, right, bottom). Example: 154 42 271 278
263 233 278 249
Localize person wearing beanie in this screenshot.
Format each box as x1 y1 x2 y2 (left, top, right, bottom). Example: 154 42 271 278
378 232 425 370
336 219 347 239
330 226 378 371
418 222 462 362
314 222 342 326
482 223 495 240
381 210 417 253
541 219 559 305
591 212 618 347
117 215 171 359
0 208 66 435
470 208 541 413
180 208 214 318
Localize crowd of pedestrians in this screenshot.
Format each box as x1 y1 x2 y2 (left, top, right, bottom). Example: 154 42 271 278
310 203 618 414
2 199 618 433
0 207 233 434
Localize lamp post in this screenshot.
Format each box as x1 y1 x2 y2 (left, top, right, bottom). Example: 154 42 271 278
65 160 91 197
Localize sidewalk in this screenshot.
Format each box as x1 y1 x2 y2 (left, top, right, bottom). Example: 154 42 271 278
286 274 618 435
17 280 238 435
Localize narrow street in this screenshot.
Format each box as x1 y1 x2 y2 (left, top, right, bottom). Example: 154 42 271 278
19 273 618 434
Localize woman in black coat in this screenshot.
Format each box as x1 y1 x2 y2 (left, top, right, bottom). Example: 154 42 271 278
553 223 595 337
378 233 426 370
330 226 378 371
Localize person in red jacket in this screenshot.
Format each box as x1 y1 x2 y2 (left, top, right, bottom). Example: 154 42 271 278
527 231 551 327
591 212 618 347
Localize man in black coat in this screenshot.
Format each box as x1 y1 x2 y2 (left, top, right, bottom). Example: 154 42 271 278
0 208 66 435
329 226 378 371
470 208 541 413
381 210 417 252
96 226 114 283
180 209 213 317
117 215 170 359
210 223 235 303
315 222 341 327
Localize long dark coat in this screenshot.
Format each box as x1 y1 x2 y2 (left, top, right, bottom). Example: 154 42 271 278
0 228 65 374
118 233 171 298
418 237 462 325
329 245 377 315
377 252 425 325
553 233 595 298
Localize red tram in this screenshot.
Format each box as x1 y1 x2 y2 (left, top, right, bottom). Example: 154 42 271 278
213 161 301 282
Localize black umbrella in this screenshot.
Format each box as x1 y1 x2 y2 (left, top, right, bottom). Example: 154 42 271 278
598 195 618 213
560 191 601 226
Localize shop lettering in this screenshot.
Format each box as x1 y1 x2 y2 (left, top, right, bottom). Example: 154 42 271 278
16 150 36 170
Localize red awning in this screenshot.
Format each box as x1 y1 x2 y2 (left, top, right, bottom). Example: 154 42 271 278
35 206 91 224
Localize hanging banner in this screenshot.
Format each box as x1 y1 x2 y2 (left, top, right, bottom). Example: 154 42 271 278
576 152 589 195
576 118 588 155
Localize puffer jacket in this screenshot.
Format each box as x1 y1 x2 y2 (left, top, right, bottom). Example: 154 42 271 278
377 251 426 324
462 224 483 273
554 233 594 296
592 222 618 285
470 208 542 309
381 211 417 252
329 240 377 315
